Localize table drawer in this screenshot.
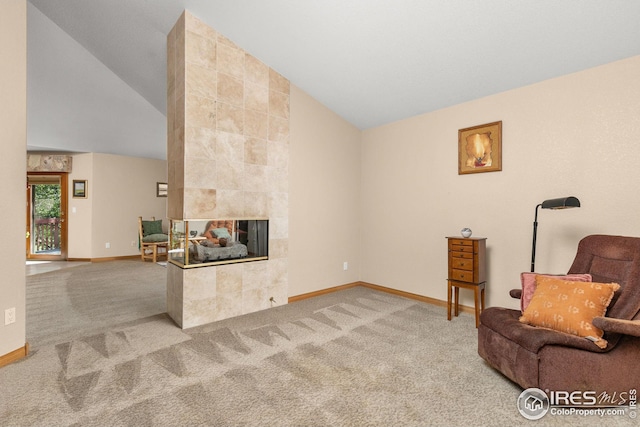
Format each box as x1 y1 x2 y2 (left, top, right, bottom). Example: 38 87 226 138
451 269 474 282
449 239 472 246
451 244 474 253
451 258 473 270
450 251 473 259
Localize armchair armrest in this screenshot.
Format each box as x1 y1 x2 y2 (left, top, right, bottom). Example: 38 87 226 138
509 289 522 299
592 317 640 337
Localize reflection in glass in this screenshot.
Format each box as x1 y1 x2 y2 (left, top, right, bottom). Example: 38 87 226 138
169 219 268 268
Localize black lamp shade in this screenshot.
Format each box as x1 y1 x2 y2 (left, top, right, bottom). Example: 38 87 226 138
541 196 580 210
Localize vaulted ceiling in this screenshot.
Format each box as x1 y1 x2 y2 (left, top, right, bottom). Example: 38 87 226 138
27 0 640 160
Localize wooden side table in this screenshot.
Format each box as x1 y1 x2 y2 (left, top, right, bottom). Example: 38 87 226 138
447 237 487 327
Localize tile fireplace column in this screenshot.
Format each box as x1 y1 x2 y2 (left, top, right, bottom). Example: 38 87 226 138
165 11 289 328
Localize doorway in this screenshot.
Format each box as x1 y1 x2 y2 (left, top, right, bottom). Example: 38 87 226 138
26 173 68 260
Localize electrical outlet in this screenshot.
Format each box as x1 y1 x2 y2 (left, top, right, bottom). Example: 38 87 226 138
105 242 111 249
131 240 136 247
343 261 348 271
5 308 16 325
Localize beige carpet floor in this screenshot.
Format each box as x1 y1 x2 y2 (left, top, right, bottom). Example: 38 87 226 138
25 260 166 347
1 262 635 426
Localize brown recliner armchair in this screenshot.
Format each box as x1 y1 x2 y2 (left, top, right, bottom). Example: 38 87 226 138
478 234 640 394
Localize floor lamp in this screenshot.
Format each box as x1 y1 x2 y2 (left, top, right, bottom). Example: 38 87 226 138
530 196 581 272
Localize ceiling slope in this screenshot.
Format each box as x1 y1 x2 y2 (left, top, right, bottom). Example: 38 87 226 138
27 0 640 160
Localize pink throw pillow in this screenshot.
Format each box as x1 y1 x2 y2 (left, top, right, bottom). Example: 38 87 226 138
520 272 592 312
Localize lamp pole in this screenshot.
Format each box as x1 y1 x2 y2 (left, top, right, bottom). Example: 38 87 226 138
530 203 542 272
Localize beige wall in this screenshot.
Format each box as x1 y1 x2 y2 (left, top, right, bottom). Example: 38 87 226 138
0 0 27 357
289 85 362 296
68 153 167 259
361 55 640 310
67 153 93 257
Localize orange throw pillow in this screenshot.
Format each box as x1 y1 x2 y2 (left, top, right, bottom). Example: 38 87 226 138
519 276 620 348
519 272 592 313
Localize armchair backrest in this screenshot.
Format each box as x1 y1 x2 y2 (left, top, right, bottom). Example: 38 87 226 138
138 216 156 240
568 234 640 323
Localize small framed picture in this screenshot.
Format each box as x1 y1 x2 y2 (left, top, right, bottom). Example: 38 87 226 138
458 121 502 175
72 180 87 198
157 182 168 197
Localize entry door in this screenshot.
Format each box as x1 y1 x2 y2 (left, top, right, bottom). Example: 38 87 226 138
26 174 68 260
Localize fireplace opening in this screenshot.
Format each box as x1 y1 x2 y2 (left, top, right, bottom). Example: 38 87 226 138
168 219 268 268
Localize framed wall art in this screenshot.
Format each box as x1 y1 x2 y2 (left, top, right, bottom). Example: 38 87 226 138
72 180 87 198
157 182 168 197
458 121 502 175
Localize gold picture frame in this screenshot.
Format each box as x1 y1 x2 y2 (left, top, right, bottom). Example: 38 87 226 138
72 180 87 198
458 121 502 175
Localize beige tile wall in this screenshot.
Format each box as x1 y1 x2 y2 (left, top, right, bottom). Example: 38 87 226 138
166 11 289 328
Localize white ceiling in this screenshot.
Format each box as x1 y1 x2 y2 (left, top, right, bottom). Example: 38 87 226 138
27 0 640 160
